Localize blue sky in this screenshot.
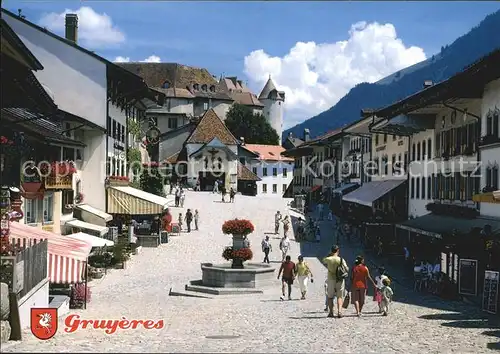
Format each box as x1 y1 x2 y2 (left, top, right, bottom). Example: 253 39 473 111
4 1 500 127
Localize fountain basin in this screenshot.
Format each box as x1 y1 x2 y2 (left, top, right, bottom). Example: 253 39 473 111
201 262 275 288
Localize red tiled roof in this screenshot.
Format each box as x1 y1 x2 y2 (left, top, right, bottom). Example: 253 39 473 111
186 109 238 145
243 144 294 162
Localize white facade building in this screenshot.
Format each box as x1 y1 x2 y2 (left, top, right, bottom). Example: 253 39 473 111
477 78 500 217
241 144 294 196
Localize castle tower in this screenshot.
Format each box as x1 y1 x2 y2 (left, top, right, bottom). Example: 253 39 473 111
258 76 285 145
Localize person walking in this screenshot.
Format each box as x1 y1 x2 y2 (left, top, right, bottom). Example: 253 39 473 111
374 266 390 313
261 235 272 263
169 181 174 195
277 255 296 301
282 215 290 237
351 255 376 317
274 211 282 234
180 189 186 208
380 278 394 316
185 209 193 233
177 213 183 232
213 180 219 194
229 187 236 203
194 210 200 230
195 179 201 191
322 245 349 318
295 255 313 300
175 187 181 207
279 234 290 262
221 185 227 202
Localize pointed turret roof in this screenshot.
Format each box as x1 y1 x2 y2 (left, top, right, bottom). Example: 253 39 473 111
258 76 278 100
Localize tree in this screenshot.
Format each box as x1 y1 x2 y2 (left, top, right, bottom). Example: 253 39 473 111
140 164 164 196
225 104 280 145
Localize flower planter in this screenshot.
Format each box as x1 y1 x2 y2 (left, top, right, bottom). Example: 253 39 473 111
21 182 42 193
44 175 72 190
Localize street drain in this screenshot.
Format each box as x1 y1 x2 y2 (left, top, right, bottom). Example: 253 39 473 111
206 335 241 340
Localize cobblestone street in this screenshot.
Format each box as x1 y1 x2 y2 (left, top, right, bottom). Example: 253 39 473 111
1 192 498 353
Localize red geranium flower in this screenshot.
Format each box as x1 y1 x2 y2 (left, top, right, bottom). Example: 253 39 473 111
221 219 254 236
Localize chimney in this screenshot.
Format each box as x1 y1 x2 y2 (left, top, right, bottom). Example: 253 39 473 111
303 129 310 142
240 137 245 146
423 80 433 89
65 14 78 43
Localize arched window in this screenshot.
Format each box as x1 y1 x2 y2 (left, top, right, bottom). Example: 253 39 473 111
422 141 426 159
193 83 200 91
209 85 216 92
162 81 171 89
417 142 421 160
427 138 432 159
201 84 208 92
412 143 416 161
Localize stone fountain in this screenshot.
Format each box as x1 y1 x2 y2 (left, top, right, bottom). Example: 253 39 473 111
185 219 275 295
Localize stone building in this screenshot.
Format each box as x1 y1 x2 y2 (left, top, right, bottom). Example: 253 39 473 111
119 63 285 144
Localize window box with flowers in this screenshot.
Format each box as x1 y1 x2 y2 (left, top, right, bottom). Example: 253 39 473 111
106 175 130 186
40 161 76 190
221 219 254 268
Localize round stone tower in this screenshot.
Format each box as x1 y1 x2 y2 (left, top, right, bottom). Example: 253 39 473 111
258 76 285 145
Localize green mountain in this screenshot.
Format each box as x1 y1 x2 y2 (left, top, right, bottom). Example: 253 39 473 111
284 10 500 140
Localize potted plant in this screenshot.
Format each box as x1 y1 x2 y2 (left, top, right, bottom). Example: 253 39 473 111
222 247 253 269
75 192 84 204
21 165 42 193
221 219 254 268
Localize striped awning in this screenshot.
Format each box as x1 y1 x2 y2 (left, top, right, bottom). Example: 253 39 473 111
10 223 91 284
107 186 174 215
66 219 108 236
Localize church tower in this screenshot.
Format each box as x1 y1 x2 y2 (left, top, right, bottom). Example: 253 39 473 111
258 76 285 145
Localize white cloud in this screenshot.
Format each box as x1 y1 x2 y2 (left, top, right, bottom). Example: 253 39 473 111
113 55 161 63
244 21 427 128
38 6 125 48
114 56 130 63
141 55 161 63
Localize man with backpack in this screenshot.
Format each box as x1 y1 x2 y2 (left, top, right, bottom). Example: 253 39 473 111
322 245 349 318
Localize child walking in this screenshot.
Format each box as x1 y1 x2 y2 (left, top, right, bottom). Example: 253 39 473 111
380 278 394 316
374 266 389 313
178 213 183 232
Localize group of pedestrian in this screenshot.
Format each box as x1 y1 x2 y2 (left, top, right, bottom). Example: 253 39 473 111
274 244 395 318
177 209 199 233
174 186 186 207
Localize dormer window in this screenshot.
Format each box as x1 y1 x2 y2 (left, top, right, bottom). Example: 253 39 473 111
210 85 216 92
201 84 208 92
193 84 200 91
162 81 171 89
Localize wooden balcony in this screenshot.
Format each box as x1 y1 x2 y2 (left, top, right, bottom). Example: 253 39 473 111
44 175 73 190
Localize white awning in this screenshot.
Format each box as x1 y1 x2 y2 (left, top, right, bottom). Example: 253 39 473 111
67 232 114 247
107 186 174 215
343 179 406 207
66 219 108 236
74 204 113 222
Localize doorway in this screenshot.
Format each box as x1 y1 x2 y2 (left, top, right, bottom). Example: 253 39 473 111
198 171 226 191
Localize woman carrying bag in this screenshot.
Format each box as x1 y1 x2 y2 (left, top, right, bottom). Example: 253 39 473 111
295 255 313 300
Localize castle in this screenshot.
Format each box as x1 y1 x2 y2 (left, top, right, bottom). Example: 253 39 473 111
118 63 285 145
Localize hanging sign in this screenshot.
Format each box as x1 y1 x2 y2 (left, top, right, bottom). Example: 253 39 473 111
458 259 478 296
482 270 499 315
